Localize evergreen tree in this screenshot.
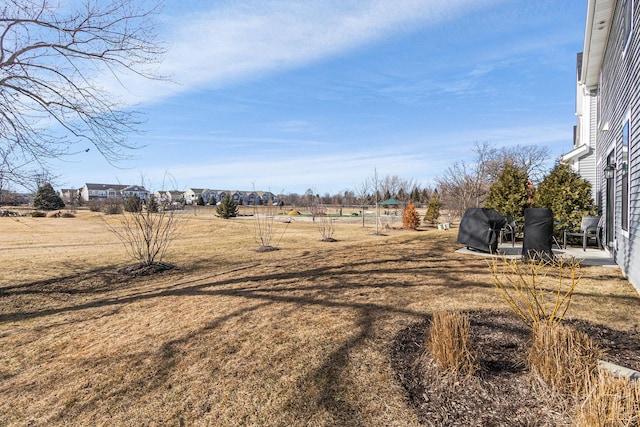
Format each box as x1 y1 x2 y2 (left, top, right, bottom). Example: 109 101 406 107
196 195 205 206
402 203 421 230
33 183 65 210
411 187 421 204
216 193 239 219
533 162 596 234
124 194 142 212
147 195 159 213
424 191 441 225
485 163 530 224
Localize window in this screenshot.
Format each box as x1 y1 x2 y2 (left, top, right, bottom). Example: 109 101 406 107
621 117 630 232
622 0 633 54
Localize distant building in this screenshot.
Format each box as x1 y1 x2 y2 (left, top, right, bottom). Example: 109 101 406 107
79 183 149 202
154 190 185 205
59 188 79 204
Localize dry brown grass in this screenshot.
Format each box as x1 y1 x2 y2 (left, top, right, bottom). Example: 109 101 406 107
1 209 639 425
426 311 478 377
576 370 640 426
528 322 602 398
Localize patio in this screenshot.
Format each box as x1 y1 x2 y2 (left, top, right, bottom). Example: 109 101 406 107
457 242 616 267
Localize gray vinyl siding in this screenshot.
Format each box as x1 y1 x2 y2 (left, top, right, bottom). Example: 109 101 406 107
587 96 598 202
581 94 598 201
596 0 640 291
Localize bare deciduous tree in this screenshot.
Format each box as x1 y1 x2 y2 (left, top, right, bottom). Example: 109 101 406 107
1 0 164 185
381 175 417 204
354 177 372 227
436 142 550 216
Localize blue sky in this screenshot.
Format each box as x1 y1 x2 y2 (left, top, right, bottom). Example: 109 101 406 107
53 0 587 195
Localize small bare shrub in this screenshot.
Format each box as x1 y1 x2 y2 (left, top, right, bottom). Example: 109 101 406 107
528 322 601 398
107 208 179 266
253 206 289 251
87 200 102 212
318 216 336 241
575 369 640 426
426 311 478 377
102 199 123 215
489 255 582 326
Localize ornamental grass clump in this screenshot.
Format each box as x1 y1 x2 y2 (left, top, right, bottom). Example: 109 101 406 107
575 369 640 426
528 322 601 398
489 255 582 327
427 311 478 378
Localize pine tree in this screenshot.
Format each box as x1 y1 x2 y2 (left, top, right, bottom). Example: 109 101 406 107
124 194 142 212
485 163 530 224
216 193 239 219
147 195 159 213
424 191 441 225
403 203 421 230
196 195 205 206
533 162 596 234
33 183 65 210
411 187 421 204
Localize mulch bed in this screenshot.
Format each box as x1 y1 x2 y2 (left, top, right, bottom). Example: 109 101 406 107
391 310 640 426
117 262 176 278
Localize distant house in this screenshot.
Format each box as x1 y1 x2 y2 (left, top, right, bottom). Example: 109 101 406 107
80 183 149 202
573 0 639 291
201 189 219 205
184 188 206 205
121 185 149 201
255 191 277 205
182 190 275 206
154 190 184 205
59 188 79 204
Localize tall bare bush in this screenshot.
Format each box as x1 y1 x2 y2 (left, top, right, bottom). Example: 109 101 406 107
107 206 179 266
489 255 582 326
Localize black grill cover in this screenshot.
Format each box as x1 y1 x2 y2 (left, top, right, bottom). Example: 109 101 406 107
522 208 554 261
457 208 506 253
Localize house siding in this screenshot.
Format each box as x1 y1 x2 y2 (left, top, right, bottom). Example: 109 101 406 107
594 0 640 290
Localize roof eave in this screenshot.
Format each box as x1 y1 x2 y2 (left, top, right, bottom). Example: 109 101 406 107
581 0 615 89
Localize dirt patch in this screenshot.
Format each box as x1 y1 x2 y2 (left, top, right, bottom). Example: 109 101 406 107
391 311 640 426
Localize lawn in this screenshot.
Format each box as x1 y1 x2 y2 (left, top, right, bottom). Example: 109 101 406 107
1 209 638 425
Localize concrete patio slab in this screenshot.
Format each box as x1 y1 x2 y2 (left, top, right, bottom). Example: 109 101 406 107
456 243 617 267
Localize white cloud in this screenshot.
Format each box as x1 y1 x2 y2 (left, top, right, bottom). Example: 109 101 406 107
103 0 500 105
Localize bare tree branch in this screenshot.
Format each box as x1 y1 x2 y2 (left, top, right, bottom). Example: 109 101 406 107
1 0 165 185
